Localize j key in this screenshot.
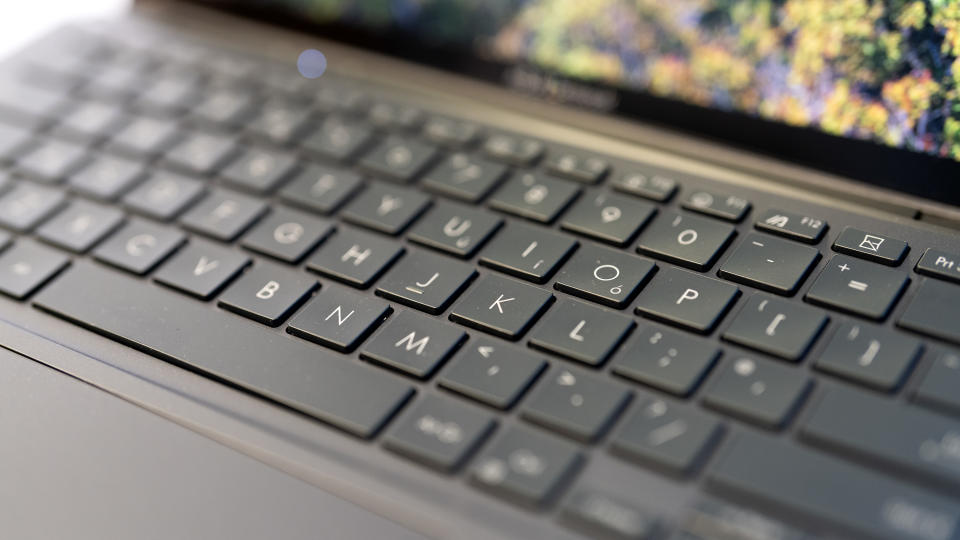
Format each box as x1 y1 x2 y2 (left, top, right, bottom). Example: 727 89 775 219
717 233 820 295
33 263 413 439
341 182 429 235
899 279 960 344
637 212 735 271
482 133 544 166
470 425 582 509
368 101 424 130
279 164 363 215
612 326 720 397
560 490 659 540
0 81 68 127
407 201 502 259
423 116 480 148
914 350 960 416
438 338 546 410
488 171 580 223
545 152 610 184
56 101 125 142
611 169 678 202
754 208 827 244
217 262 317 326
522 366 631 442
358 136 437 184
154 240 250 300
163 131 238 176
815 322 922 391
611 398 723 476
0 240 69 299
287 285 392 352
180 189 267 242
635 267 740 334
69 155 144 201
833 226 908 266
681 190 751 222
307 227 405 288
16 139 88 183
240 207 332 264
36 199 123 253
916 248 960 284
554 243 656 308
375 250 477 314
122 172 204 221
384 394 495 473
449 274 554 340
93 219 185 275
360 310 466 379
421 153 507 203
528 299 635 367
135 73 200 113
722 295 828 362
560 191 655 247
702 356 811 429
479 222 577 283
247 100 312 145
106 115 179 157
707 432 960 540
0 123 31 161
191 88 255 127
0 182 66 232
805 255 909 320
221 147 297 195
301 116 373 162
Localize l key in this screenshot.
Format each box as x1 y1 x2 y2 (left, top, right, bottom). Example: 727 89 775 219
528 298 635 366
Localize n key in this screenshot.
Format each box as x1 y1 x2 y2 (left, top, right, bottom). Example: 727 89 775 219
287 285 392 352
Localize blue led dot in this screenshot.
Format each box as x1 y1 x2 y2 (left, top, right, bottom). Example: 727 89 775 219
297 49 327 79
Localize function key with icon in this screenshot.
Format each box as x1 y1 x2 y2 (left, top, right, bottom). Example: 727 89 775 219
832 226 908 266
612 170 678 201
754 208 827 243
682 190 751 222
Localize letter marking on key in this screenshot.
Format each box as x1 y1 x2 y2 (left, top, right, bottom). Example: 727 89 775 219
766 313 786 336
325 305 354 326
489 294 514 314
569 320 587 342
193 256 220 276
395 332 430 355
676 288 699 305
256 281 280 299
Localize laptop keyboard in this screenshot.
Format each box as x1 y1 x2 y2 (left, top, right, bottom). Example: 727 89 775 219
3 24 960 539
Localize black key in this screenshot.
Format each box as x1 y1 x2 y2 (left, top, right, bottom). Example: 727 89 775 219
482 133 544 166
375 250 476 315
916 248 960 284
407 201 503 258
635 267 740 334
340 182 431 235
33 263 414 439
544 152 609 184
180 189 267 242
914 350 960 416
191 88 255 127
899 279 960 344
279 164 363 215
637 212 735 271
360 310 466 379
833 226 908 266
56 101 125 142
35 199 123 253
0 123 31 161
240 207 332 264
15 139 87 183
69 155 144 201
754 208 827 244
478 222 577 283
287 285 392 352
106 115 179 157
217 262 317 326
0 230 10 253
0 81 68 127
488 171 580 223
421 153 507 203
0 182 66 232
717 233 820 295
560 490 659 540
722 295 828 361
301 116 373 161
154 240 250 300
122 171 205 221
707 432 960 540
438 338 546 409
611 169 678 202
221 147 297 195
612 326 720 397
815 322 922 391
611 398 723 476
135 72 201 113
247 100 312 145
681 190 751 222
163 131 238 176
554 244 656 308
307 228 404 288
80 64 141 101
702 356 811 429
93 219 185 275
560 191 655 247
358 136 437 184
521 366 631 442
470 426 582 509
384 394 495 473
449 274 554 340
528 299 635 367
368 101 423 130
423 116 480 148
805 255 909 320
0 240 69 299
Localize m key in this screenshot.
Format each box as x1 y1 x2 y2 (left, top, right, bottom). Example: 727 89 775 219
361 310 467 379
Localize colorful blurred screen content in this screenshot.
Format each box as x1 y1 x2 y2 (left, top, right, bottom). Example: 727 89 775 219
274 0 960 164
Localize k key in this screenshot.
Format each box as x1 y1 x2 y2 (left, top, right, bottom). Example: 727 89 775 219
450 274 554 340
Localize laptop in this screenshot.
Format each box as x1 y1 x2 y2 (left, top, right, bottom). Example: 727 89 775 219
0 1 958 538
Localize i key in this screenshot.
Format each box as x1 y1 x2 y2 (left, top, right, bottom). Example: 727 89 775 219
637 212 735 271
479 222 577 283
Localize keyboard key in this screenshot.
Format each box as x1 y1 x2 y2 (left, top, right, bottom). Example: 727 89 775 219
55 101 125 142
610 398 723 476
488 171 580 223
0 182 66 232
247 99 312 145
833 226 908 266
106 115 179 157
702 356 811 429
180 188 267 242
438 338 546 409
717 233 820 295
36 199 123 253
33 262 414 439
681 190 751 222
482 133 544 166
341 182 431 235
0 240 69 299
69 155 144 201
916 248 960 284
80 64 141 101
0 123 31 161
635 267 740 334
560 490 659 540
279 164 363 215
315 84 367 113
560 191 655 247
722 295 828 361
240 207 332 264
384 394 495 473
545 152 610 184
360 310 466 379
407 201 503 258
637 212 735 271
470 425 582 509
375 250 477 315
522 366 632 442
307 227 404 288
450 274 554 340
423 116 480 148
805 255 909 320
221 147 297 195
611 169 678 202
217 262 317 326
301 116 373 161
358 136 437 184
754 208 827 244
612 326 720 397
122 171 204 221
16 139 88 183
0 81 68 127
914 350 960 416
368 101 423 130
815 322 922 391
421 153 507 203
528 299 635 366
135 72 201 113
0 231 10 253
554 244 656 308
479 221 577 283
163 131 238 176
899 279 960 344
192 88 255 127
153 240 250 300
287 285 392 352
93 218 185 275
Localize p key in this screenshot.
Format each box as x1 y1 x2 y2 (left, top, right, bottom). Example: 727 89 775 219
635 267 740 334
637 211 735 271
